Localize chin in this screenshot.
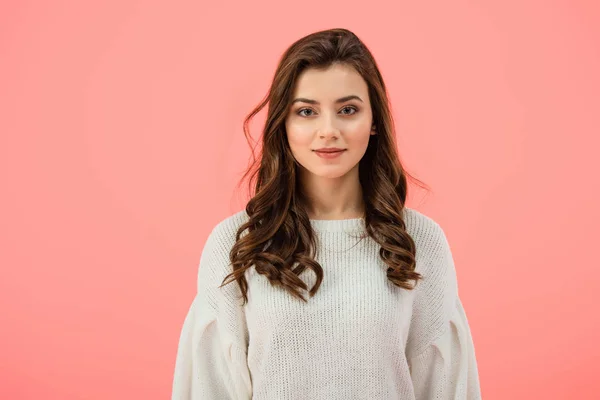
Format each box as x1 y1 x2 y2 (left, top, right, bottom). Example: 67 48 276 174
310 166 351 179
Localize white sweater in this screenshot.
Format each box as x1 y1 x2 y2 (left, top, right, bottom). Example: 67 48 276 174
172 207 482 399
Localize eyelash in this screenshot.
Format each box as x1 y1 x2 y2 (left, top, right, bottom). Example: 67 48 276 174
296 106 358 117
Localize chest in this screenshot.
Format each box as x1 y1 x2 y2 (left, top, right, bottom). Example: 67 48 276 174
242 240 416 346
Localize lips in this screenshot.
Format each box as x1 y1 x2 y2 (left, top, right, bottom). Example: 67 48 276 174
314 149 346 159
314 149 345 153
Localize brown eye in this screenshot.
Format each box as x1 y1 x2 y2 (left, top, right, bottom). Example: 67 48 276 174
298 108 314 117
341 106 358 115
297 106 358 117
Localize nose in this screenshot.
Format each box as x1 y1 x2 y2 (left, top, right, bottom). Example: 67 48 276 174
317 115 340 138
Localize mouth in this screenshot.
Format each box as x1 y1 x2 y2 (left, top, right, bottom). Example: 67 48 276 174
313 149 346 153
313 149 346 159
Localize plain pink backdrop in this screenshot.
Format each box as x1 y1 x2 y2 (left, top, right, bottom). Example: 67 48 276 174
1 1 599 399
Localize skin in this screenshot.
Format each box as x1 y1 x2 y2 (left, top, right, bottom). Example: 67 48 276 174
284 62 377 220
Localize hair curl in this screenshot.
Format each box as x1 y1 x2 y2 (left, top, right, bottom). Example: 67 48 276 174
219 28 429 305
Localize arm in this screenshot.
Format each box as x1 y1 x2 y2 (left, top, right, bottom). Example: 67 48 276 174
172 224 252 400
406 222 482 400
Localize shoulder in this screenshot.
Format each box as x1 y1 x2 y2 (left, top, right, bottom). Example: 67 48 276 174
212 207 447 250
206 209 250 246
402 206 445 245
196 209 249 263
402 206 457 289
196 210 250 292
194 211 250 311
402 207 450 257
210 207 451 261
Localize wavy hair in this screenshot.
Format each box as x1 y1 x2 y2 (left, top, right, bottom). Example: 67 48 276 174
220 28 429 305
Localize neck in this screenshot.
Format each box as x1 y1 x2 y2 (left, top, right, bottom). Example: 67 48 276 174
299 164 365 220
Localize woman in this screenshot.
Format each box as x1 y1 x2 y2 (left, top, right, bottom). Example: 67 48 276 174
172 28 482 399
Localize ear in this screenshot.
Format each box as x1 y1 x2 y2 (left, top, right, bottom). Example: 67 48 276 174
371 124 377 135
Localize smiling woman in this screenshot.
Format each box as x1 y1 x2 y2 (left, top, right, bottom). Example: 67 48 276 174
172 28 482 400
285 63 376 196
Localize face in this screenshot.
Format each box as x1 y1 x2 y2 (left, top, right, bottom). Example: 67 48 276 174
284 63 376 180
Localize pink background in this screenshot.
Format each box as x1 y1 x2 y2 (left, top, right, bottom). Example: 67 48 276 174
1 1 599 399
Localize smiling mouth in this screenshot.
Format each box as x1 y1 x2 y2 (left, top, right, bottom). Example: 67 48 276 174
314 149 346 153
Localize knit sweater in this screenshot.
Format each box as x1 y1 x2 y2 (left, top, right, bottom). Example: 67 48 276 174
171 207 482 399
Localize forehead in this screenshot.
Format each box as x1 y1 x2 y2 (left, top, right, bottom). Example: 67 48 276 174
292 63 369 100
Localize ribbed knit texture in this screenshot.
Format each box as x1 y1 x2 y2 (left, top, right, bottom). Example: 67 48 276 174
172 207 482 399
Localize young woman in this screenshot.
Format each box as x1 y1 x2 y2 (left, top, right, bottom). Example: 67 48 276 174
172 28 482 400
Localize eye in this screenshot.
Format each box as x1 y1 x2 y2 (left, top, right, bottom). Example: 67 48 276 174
296 106 358 117
297 108 314 117
341 106 358 115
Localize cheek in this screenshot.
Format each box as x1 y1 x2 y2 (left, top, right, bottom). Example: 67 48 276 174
345 125 373 148
286 126 313 149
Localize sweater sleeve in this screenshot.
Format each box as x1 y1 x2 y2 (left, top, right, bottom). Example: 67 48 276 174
405 221 482 400
172 224 252 400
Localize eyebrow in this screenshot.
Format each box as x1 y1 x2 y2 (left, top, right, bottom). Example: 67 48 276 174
291 95 364 105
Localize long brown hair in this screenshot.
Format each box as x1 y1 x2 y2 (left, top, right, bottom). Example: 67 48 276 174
220 28 429 305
